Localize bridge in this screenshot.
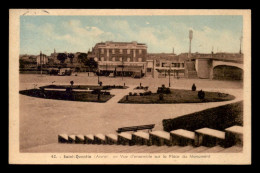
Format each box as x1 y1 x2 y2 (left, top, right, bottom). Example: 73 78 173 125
190 53 244 80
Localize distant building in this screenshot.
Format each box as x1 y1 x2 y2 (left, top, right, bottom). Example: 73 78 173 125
89 41 147 77
146 53 186 77
36 53 48 66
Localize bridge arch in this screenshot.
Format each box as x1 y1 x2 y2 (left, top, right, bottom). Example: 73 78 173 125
212 63 243 80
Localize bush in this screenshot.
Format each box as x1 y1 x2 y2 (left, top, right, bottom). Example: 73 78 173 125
192 84 196 91
103 92 110 95
162 101 243 132
143 91 152 96
159 93 164 100
139 93 144 96
157 87 171 94
133 93 138 96
129 92 132 96
198 90 205 99
91 89 101 94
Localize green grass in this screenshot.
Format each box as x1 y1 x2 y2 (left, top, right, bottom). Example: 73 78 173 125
19 89 114 103
119 89 235 104
41 84 128 90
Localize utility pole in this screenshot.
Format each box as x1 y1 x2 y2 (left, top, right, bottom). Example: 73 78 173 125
189 30 193 61
122 57 124 80
168 63 171 87
40 51 42 76
239 34 243 54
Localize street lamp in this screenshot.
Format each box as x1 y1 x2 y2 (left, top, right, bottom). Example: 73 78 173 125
168 63 171 87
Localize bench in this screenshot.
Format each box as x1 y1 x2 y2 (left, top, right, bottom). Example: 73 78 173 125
116 124 155 133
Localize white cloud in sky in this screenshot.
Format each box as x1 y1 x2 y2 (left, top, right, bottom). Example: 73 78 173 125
22 18 241 55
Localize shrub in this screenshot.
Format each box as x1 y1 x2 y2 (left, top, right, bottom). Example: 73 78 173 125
198 90 205 99
103 92 110 95
66 87 72 92
129 92 132 96
91 89 101 94
133 93 138 96
192 83 196 91
157 86 171 94
139 93 144 96
159 93 164 100
143 91 152 96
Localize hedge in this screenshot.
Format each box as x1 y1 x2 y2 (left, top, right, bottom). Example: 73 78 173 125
162 101 243 132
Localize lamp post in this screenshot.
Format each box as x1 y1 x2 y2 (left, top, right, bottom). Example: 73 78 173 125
168 63 171 87
189 30 193 61
122 57 124 80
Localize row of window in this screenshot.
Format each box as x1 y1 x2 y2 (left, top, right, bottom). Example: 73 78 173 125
161 63 185 68
100 48 145 54
100 57 143 62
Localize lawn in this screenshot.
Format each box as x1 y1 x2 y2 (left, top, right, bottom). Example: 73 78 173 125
19 89 114 103
118 89 235 104
41 84 128 90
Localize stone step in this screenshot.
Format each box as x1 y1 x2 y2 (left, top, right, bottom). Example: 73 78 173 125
84 134 94 144
170 129 195 146
195 128 225 147
94 134 106 144
58 134 69 143
118 132 133 145
130 145 170 153
132 131 151 145
225 125 243 147
145 146 182 153
221 146 243 153
105 134 118 145
149 131 171 146
185 146 209 153
75 135 85 144
201 145 225 153
172 145 194 153
68 135 76 143
116 145 147 152
97 144 132 153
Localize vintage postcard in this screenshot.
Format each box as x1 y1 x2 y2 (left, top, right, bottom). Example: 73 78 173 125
9 9 251 164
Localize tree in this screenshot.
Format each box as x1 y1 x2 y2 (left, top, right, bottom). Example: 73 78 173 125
57 53 67 64
85 58 98 71
77 53 88 64
68 53 75 64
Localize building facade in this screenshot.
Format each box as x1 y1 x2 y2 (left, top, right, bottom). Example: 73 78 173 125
89 41 147 77
146 53 186 78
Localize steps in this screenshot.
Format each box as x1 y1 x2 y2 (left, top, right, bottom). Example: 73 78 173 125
185 61 198 78
57 125 243 153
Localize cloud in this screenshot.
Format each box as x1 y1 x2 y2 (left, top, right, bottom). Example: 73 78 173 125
22 18 241 55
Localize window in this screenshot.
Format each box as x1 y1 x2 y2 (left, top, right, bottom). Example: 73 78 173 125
147 68 152 72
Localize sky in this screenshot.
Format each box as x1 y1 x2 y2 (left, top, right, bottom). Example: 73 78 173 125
20 15 243 55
